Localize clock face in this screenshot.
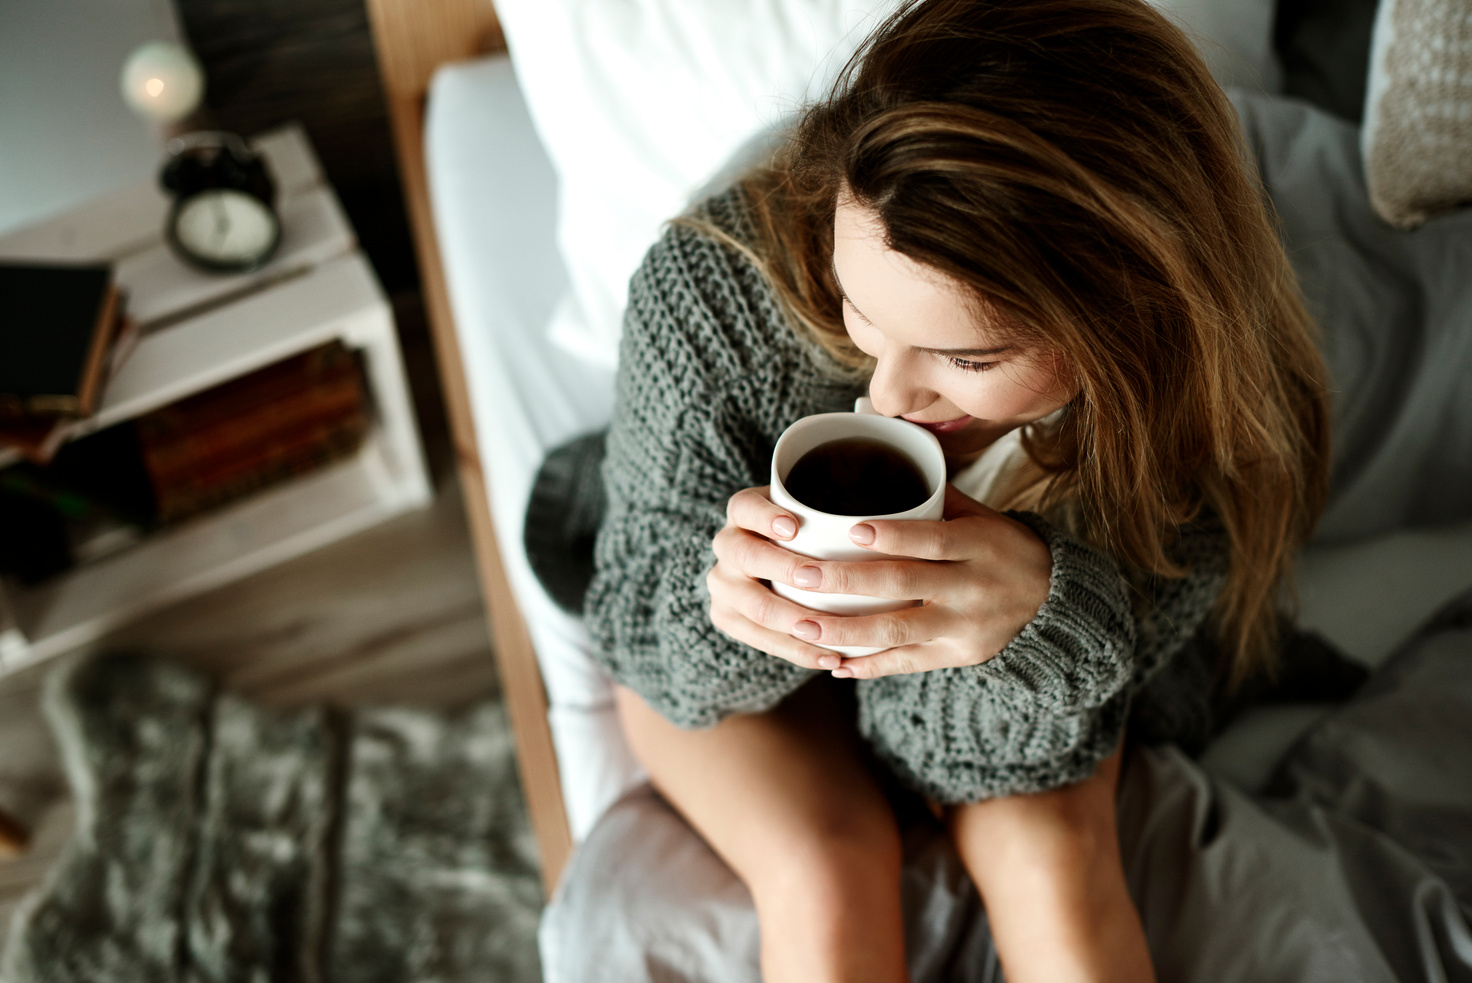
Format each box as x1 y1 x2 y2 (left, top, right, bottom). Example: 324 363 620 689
170 189 279 270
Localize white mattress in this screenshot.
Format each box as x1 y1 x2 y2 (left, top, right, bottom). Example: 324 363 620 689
423 53 1472 847
425 55 645 842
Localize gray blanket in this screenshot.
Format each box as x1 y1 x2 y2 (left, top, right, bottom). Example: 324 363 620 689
542 590 1472 983
0 654 543 983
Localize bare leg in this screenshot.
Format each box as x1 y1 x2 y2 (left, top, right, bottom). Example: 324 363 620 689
947 748 1155 983
616 680 910 983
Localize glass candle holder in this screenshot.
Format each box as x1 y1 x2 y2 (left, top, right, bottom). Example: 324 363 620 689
120 40 204 124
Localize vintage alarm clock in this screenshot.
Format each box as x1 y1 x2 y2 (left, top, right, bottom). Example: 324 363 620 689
159 132 281 273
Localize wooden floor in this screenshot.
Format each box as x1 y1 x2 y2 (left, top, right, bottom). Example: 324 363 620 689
0 293 505 951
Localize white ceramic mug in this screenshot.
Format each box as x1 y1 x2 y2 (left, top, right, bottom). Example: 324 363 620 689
768 399 946 656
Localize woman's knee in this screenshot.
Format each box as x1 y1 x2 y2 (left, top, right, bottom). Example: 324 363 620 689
748 814 905 911
947 757 1123 880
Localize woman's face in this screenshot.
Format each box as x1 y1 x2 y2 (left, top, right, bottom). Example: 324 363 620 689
833 197 1077 461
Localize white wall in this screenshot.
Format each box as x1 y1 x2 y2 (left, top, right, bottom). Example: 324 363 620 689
0 0 184 236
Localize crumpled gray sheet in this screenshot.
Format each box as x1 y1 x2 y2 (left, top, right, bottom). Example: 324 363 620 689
1229 91 1472 543
541 592 1472 983
1123 595 1472 982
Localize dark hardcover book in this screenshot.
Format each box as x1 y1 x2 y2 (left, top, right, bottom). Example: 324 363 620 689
0 311 135 466
0 262 120 418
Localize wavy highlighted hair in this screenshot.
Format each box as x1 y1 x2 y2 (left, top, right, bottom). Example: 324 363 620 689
706 0 1331 681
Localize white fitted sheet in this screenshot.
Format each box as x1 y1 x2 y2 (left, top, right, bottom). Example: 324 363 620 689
425 54 644 842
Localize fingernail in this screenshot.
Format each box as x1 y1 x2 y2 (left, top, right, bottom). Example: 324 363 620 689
849 523 876 545
793 566 821 588
772 516 796 539
792 620 821 640
817 654 839 670
831 667 854 679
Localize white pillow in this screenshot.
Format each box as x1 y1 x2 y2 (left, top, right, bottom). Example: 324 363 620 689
494 0 900 369
494 0 1281 370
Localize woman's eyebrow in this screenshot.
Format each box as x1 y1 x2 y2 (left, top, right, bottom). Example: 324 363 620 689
830 260 874 324
832 260 1013 358
912 344 1014 358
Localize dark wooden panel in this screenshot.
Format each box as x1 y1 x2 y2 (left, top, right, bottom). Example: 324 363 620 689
176 0 417 291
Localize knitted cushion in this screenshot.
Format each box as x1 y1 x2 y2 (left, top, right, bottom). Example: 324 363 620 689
1362 0 1472 228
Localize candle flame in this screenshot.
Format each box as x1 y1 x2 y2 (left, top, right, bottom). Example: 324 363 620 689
145 77 165 97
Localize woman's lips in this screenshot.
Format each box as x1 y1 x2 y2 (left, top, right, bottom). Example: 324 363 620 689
904 414 973 435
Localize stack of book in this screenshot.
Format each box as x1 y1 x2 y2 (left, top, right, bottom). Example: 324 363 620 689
133 340 370 525
0 261 137 464
0 336 370 587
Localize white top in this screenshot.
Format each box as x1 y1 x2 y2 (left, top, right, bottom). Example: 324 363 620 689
950 427 1030 508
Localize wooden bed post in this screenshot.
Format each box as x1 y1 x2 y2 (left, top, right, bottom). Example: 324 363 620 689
362 0 574 893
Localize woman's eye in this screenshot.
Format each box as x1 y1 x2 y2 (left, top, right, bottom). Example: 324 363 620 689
946 356 995 373
840 296 873 325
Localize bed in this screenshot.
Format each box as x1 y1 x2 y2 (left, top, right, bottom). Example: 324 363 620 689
363 0 1472 977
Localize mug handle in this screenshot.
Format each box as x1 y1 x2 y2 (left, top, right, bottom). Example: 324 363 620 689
854 396 880 416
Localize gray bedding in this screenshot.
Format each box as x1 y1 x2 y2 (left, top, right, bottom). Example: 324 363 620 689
1124 597 1472 982
1230 92 1472 543
542 592 1472 983
539 93 1472 982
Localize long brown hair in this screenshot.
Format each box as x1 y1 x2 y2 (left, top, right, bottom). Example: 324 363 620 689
710 0 1330 681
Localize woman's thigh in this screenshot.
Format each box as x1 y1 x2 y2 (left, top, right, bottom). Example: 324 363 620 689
614 677 901 896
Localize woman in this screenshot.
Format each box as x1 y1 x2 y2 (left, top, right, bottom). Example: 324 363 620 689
585 0 1331 979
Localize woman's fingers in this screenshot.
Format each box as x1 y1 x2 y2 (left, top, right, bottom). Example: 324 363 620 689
713 564 823 633
714 531 956 600
707 563 842 668
712 526 829 589
848 514 985 562
790 602 954 653
708 587 839 671
806 558 951 599
846 487 1006 562
706 564 952 669
832 642 963 680
726 484 799 541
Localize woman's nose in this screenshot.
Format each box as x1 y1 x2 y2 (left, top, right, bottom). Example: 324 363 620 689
867 355 933 418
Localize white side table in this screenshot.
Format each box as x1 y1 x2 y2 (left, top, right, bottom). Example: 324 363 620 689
0 123 431 674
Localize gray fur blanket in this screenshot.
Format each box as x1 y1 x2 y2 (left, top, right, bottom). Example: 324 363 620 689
0 654 542 983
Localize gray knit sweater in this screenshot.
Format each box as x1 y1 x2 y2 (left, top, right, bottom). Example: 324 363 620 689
585 189 1228 803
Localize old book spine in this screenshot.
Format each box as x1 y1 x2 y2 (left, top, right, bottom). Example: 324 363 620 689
140 368 364 486
151 413 368 524
136 341 371 524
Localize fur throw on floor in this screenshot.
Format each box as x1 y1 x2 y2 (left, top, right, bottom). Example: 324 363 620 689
0 653 542 983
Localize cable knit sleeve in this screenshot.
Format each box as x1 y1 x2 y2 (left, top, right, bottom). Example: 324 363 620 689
857 511 1228 803
584 196 863 729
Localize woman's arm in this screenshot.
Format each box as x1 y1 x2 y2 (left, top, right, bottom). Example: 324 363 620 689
854 511 1227 802
705 472 1228 799
585 210 862 729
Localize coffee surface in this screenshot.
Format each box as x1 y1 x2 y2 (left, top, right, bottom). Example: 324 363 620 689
783 438 931 516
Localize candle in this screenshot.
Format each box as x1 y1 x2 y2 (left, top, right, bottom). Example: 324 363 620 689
120 40 204 123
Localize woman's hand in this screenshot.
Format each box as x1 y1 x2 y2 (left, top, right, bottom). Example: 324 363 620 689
708 484 1053 679
708 485 853 672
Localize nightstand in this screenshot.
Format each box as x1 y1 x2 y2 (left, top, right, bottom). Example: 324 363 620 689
0 123 431 674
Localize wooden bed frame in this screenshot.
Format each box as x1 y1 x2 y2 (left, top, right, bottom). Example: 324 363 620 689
361 0 574 892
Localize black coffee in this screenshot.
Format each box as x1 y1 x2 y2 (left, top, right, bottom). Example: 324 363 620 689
783 438 931 516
